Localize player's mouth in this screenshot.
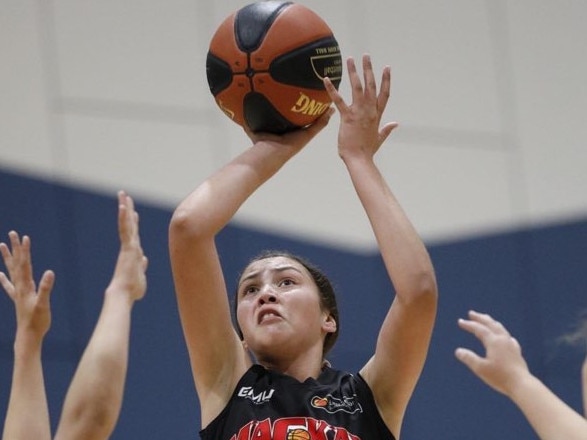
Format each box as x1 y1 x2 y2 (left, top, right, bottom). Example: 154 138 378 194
257 307 282 324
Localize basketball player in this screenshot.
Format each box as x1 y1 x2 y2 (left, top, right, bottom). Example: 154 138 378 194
456 310 587 440
1 191 147 440
169 54 438 439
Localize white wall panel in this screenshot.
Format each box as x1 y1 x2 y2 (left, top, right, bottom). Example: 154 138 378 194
60 114 218 204
385 138 518 243
507 1 587 224
53 0 206 106
0 0 54 173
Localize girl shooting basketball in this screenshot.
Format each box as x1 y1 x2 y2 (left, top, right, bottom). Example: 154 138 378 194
169 54 438 439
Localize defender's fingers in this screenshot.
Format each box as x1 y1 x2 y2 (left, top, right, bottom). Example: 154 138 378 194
0 272 15 297
7 231 23 253
468 310 510 336
37 270 55 305
124 191 136 214
118 191 138 242
458 317 493 343
0 242 11 264
18 235 34 281
122 192 140 240
455 347 485 373
5 232 22 265
8 230 20 244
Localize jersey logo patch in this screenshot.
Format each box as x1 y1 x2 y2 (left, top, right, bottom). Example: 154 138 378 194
311 394 363 414
238 386 275 404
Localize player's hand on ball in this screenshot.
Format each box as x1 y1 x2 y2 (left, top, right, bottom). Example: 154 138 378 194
244 107 334 153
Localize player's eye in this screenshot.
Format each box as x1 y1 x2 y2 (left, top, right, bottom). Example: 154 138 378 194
241 285 258 296
279 278 295 287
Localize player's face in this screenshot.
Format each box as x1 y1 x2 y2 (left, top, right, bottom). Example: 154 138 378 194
236 256 329 357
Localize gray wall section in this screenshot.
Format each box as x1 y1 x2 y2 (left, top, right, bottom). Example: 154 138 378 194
1 169 586 439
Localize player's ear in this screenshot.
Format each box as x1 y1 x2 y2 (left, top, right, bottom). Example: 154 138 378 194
322 313 337 334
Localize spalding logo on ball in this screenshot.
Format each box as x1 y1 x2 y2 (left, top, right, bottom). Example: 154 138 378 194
206 1 342 134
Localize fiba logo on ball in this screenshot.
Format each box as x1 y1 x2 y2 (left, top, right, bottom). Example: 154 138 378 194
287 428 311 440
206 1 343 134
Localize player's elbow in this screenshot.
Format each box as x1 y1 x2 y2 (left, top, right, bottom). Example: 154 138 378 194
56 398 119 440
169 206 211 242
81 406 118 440
401 269 438 307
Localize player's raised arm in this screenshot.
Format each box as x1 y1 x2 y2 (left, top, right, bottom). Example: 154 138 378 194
168 113 332 426
1 232 54 440
325 54 438 437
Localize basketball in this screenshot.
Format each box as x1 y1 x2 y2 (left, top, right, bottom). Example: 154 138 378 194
287 428 310 440
206 1 342 134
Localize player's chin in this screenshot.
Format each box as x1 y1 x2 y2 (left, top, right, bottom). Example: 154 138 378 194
250 328 290 351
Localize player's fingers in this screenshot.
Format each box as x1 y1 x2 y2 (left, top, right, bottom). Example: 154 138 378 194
304 107 334 136
118 190 126 206
362 54 377 100
324 77 348 114
468 310 510 336
118 201 130 241
37 270 55 305
0 272 15 298
8 230 20 245
118 191 139 244
19 235 34 281
455 347 485 373
378 122 399 147
510 336 521 351
124 193 139 235
0 242 11 265
377 66 391 113
126 192 135 213
132 211 141 246
124 192 140 239
7 231 21 260
347 56 363 99
458 317 493 342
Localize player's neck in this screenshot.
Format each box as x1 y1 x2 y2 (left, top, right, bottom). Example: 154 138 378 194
258 349 324 382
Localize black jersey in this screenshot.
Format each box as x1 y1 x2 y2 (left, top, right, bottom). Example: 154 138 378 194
200 364 396 440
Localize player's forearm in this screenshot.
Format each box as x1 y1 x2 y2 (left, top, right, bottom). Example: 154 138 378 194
171 141 298 239
343 156 437 301
3 346 51 440
75 289 133 390
509 373 587 440
56 291 133 440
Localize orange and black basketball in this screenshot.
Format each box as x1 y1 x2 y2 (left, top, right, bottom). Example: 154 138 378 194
206 1 342 134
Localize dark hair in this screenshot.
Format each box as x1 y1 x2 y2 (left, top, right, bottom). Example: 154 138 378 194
233 250 340 357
